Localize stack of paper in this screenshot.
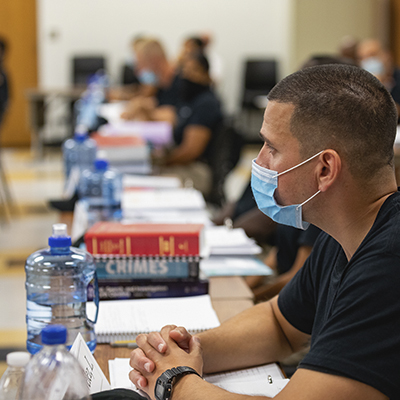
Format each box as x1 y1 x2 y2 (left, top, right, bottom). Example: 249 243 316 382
122 188 206 213
96 105 173 147
122 209 213 226
201 256 273 277
205 226 262 255
123 175 182 190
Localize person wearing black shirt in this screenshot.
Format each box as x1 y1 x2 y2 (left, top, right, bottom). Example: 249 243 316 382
130 64 400 400
153 52 223 195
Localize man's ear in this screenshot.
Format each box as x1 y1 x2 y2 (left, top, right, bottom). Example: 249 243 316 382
316 150 341 192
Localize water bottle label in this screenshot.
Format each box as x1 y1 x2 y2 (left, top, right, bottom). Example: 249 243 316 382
27 300 52 331
48 373 69 400
86 274 99 324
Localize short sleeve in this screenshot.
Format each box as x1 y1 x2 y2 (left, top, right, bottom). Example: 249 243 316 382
185 96 221 129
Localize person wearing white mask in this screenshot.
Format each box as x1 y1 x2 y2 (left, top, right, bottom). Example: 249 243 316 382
129 64 400 400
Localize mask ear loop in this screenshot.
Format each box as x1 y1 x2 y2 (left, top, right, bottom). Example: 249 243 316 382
276 150 324 178
296 190 321 210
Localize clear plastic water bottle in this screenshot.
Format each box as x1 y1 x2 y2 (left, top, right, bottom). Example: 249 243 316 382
75 70 108 132
62 127 97 181
25 224 99 354
0 352 31 400
78 152 123 227
19 325 90 400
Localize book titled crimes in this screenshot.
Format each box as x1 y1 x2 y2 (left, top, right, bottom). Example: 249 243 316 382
85 222 204 256
88 277 209 301
94 256 200 279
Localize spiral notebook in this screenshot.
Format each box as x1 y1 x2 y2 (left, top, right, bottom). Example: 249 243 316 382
88 294 220 343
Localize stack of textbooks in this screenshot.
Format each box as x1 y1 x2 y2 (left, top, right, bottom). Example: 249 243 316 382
84 221 208 301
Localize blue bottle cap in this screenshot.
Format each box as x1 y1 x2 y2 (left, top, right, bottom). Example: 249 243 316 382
74 132 88 143
95 159 108 170
48 223 72 248
41 325 67 345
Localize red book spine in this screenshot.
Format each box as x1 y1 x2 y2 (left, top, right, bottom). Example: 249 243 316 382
86 234 200 256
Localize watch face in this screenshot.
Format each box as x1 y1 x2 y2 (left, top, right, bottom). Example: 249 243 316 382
155 383 165 400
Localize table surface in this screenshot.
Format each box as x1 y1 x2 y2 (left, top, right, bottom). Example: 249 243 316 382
94 276 254 379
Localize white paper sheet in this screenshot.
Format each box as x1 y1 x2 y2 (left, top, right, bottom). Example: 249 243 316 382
107 359 289 398
70 333 111 394
201 256 274 277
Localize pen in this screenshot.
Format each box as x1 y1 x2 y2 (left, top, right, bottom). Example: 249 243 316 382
111 340 138 349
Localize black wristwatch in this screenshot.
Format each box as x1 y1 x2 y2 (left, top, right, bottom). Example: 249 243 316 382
154 366 202 400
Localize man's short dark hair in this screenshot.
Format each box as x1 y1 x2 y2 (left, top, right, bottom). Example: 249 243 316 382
268 64 398 179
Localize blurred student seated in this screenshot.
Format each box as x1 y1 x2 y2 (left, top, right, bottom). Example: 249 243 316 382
357 38 400 116
158 52 224 195
246 224 321 302
212 181 277 246
109 34 147 101
121 51 223 195
175 34 223 87
120 37 181 118
175 36 206 73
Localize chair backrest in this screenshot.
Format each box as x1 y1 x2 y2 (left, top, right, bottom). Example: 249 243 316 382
205 119 245 206
242 59 278 108
72 56 106 85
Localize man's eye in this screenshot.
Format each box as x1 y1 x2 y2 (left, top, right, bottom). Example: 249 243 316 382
264 143 275 153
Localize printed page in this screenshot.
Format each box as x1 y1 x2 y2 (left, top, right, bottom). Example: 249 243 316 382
204 364 289 397
108 359 289 398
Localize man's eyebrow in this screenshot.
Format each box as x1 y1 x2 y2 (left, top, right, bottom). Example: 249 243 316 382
258 131 273 146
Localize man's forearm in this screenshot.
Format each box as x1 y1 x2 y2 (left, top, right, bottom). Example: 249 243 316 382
197 299 293 374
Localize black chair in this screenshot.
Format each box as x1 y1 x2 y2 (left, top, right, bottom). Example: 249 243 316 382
241 59 277 109
204 119 245 207
72 56 106 86
120 64 140 86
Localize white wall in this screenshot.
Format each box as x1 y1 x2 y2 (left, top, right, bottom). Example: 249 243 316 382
36 0 292 114
289 0 380 72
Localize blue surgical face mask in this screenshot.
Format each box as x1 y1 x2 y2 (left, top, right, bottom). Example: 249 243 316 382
137 69 159 86
360 57 385 76
251 151 323 230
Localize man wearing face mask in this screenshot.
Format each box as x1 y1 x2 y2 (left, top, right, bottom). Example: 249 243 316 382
129 64 400 400
357 38 400 117
120 38 182 120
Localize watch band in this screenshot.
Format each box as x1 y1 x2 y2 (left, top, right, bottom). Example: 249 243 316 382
155 366 201 400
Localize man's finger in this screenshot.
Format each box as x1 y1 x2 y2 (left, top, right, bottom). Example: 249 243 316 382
129 368 149 391
169 326 192 351
148 325 177 353
130 343 155 373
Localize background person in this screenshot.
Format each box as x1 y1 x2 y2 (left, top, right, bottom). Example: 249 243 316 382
357 38 400 116
154 52 224 196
